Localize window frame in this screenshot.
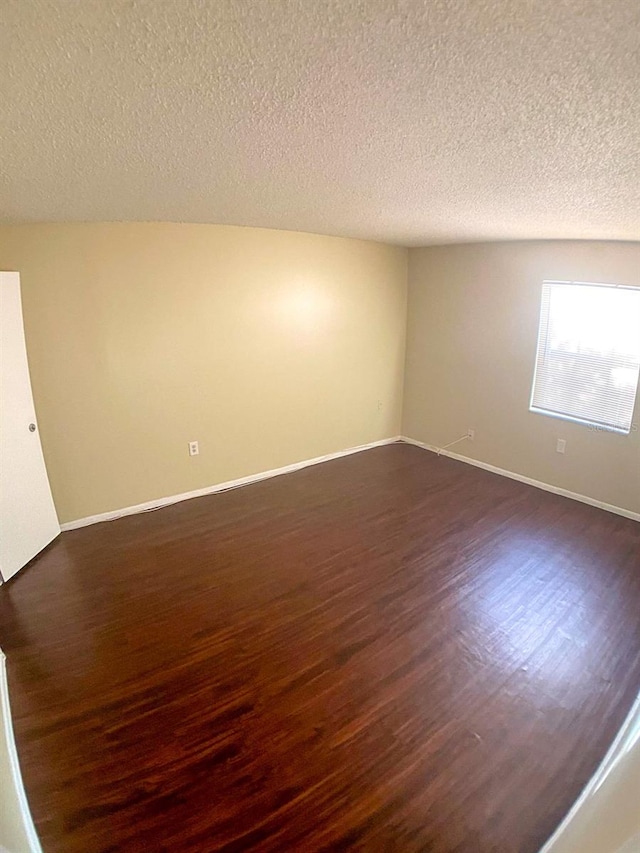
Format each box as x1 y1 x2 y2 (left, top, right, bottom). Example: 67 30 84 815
529 279 640 435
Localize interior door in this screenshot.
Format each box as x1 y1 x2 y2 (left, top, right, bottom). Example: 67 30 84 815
0 271 60 582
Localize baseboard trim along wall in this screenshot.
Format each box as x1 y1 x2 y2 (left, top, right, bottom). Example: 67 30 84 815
61 437 402 532
0 652 43 853
400 436 640 523
61 434 639 531
539 687 640 852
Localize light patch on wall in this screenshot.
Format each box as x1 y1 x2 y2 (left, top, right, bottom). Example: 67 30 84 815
276 284 334 343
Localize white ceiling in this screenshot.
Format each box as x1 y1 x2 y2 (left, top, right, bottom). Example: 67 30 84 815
2 0 639 246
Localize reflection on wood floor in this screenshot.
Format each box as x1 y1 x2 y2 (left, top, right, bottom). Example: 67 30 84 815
1 443 639 852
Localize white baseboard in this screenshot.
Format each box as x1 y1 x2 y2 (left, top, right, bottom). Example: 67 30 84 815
399 436 640 523
60 434 639 531
539 687 640 852
61 436 402 532
0 653 43 853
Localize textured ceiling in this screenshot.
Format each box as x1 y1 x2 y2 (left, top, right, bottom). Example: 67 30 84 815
1 0 639 246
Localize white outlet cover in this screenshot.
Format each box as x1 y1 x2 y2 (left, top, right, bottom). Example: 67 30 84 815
556 438 566 454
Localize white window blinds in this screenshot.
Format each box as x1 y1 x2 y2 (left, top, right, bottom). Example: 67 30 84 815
530 281 640 434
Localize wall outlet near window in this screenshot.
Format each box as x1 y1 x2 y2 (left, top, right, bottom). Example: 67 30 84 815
467 429 475 441
188 440 199 456
556 438 566 454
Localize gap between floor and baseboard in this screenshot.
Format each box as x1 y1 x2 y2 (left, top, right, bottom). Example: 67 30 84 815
60 436 402 531
400 435 640 523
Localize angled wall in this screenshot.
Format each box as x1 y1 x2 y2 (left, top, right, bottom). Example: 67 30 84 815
0 223 408 524
402 241 640 516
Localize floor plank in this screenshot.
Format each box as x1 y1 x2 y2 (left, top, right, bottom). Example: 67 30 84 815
1 443 639 852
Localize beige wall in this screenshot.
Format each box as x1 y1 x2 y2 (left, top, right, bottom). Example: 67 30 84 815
2 228 636 524
403 241 640 516
0 223 407 524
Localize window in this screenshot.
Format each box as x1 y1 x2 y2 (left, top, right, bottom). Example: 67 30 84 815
530 281 640 434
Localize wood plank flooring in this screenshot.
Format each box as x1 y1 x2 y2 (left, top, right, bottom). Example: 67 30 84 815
1 443 640 852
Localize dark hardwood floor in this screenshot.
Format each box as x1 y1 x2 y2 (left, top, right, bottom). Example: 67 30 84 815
1 442 640 852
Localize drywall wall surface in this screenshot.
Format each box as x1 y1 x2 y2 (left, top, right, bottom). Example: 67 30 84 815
0 223 407 523
402 241 640 515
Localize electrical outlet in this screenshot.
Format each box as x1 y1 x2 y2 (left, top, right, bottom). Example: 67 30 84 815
188 440 199 457
467 429 475 441
556 438 566 454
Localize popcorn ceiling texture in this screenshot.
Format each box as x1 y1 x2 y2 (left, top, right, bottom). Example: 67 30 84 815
1 0 639 246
